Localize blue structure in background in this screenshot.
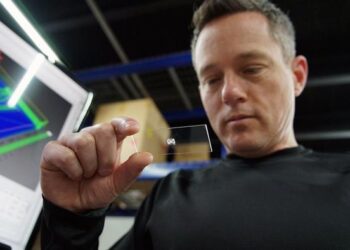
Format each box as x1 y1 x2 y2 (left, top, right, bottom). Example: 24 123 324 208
0 80 35 140
75 51 192 82
163 107 207 122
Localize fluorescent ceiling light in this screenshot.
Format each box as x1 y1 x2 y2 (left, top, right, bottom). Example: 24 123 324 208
0 0 60 63
7 53 45 107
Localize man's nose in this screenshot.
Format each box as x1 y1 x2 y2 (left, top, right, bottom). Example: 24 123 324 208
221 74 248 105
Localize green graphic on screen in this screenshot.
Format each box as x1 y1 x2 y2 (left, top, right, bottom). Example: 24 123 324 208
0 68 51 156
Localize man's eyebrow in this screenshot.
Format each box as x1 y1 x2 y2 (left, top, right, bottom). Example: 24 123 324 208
235 51 273 62
198 64 217 77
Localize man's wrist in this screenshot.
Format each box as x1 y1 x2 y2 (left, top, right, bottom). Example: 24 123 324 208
42 196 109 218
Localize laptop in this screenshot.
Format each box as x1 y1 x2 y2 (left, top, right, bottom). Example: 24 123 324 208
0 21 92 250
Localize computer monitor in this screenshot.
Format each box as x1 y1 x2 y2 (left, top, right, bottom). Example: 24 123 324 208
0 21 92 250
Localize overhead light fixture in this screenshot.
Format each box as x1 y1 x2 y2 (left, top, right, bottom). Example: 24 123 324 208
0 0 60 63
7 53 45 108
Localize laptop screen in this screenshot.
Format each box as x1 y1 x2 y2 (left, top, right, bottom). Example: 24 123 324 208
0 21 92 250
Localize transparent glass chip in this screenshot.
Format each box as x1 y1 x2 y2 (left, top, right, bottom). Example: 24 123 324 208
161 124 212 155
121 124 212 162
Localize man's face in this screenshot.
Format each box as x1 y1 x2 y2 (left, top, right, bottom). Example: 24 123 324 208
194 12 307 157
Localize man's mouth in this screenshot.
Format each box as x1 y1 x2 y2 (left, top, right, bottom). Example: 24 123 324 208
223 114 255 130
226 114 253 123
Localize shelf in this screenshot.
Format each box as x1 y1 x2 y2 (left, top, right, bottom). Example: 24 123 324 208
138 160 217 180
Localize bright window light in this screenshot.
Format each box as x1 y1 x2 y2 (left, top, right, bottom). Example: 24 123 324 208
7 53 45 108
0 0 60 63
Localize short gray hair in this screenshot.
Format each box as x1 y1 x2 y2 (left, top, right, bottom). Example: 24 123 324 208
191 0 296 64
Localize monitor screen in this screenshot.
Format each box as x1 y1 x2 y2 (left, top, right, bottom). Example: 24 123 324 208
0 21 92 250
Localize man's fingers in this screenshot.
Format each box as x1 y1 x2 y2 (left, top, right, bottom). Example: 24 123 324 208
86 123 118 176
41 141 83 181
112 152 153 195
79 118 140 177
59 132 98 178
49 117 141 182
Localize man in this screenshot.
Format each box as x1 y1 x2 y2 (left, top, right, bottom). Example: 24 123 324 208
41 0 350 249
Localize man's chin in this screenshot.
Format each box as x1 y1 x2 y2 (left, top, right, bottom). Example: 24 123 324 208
225 138 265 158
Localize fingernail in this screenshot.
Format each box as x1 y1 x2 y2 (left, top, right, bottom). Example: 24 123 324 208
112 118 127 130
128 120 138 126
112 118 139 131
119 119 128 129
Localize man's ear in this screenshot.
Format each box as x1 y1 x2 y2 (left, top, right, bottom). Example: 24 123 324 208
292 55 308 97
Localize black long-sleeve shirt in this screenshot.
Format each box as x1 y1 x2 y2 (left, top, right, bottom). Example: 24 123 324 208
41 146 350 249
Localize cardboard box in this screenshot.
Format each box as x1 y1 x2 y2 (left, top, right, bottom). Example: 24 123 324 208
174 142 210 162
94 98 169 163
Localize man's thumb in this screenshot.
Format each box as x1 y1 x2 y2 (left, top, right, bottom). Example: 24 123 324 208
112 152 153 195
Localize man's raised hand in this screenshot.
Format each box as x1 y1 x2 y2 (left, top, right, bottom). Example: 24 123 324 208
40 117 153 212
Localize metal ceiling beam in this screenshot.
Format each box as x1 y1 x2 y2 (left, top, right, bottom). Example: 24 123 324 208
168 67 193 110
307 74 350 87
109 77 129 100
85 0 192 109
44 0 190 33
296 130 350 140
120 75 141 98
85 0 150 97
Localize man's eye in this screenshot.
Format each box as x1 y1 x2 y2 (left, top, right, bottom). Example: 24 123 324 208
206 77 221 85
243 66 263 75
